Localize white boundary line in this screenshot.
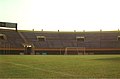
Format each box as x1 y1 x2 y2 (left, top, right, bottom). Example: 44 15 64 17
4 62 80 78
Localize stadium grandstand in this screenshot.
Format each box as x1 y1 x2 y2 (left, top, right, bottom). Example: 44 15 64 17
0 22 120 55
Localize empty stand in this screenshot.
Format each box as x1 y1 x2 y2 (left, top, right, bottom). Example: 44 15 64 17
0 29 24 48
1 29 120 55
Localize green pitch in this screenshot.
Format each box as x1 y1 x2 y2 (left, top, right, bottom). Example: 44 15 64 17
0 55 120 78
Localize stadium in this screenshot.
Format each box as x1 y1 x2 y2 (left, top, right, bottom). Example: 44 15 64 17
0 22 120 78
0 22 120 55
1 0 120 78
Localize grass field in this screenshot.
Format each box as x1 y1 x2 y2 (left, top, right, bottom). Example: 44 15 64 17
0 55 120 79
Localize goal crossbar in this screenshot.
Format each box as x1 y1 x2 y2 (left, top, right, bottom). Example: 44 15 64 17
64 47 85 55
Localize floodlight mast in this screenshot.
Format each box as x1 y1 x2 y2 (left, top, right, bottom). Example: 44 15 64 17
64 47 85 55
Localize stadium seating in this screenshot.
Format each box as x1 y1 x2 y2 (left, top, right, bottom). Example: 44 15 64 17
0 29 120 55
0 29 24 48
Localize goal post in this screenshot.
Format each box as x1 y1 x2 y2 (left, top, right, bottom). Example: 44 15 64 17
64 47 85 55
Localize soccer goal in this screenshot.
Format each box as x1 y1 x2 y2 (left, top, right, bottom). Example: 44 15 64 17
64 47 85 55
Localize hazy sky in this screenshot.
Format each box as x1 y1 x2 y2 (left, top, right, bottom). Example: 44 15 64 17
0 0 120 31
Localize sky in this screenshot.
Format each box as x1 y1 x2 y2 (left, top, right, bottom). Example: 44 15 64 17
0 0 120 31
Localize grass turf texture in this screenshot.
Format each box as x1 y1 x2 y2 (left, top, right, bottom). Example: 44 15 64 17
0 55 120 78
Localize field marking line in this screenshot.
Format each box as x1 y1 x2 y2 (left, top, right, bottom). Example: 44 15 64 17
4 62 80 77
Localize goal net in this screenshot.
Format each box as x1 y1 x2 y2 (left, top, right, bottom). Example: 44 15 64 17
64 47 85 55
